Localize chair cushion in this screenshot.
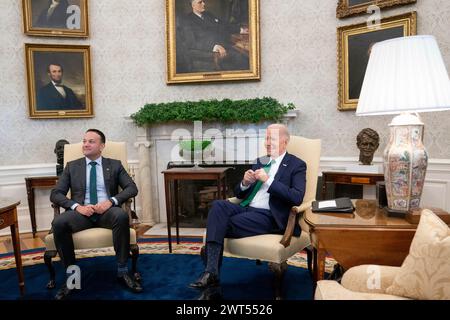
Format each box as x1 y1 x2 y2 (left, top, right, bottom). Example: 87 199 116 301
386 209 450 300
315 280 410 300
341 265 400 294
223 232 310 264
45 227 137 251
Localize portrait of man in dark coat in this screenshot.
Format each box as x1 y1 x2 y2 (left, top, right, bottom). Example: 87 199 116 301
36 63 83 110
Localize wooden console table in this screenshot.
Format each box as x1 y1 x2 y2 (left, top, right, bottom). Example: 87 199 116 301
321 171 384 200
303 199 450 283
0 198 25 295
25 176 59 237
162 167 231 253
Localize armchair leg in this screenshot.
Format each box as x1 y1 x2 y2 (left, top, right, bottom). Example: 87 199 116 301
268 261 287 300
44 250 57 289
130 244 141 282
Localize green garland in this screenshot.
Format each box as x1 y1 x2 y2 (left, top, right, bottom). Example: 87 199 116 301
131 97 295 126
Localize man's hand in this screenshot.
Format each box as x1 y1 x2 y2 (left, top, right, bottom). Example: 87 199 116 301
93 200 113 215
254 168 269 183
75 205 95 217
242 169 256 186
214 45 227 58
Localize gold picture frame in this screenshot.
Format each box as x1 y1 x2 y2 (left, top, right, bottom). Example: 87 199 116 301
166 0 260 84
337 0 417 19
22 0 89 38
337 12 417 111
25 43 93 119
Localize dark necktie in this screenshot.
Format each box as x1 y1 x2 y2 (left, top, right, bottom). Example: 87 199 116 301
240 160 274 207
89 161 99 222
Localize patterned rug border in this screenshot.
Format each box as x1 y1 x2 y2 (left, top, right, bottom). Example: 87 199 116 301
0 238 336 273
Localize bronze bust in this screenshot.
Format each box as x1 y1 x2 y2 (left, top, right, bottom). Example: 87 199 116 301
54 139 69 175
356 128 379 165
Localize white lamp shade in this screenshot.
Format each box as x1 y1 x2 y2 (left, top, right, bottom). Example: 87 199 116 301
356 35 450 116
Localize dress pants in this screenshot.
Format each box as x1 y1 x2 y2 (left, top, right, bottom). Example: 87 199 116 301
51 207 130 268
205 200 280 245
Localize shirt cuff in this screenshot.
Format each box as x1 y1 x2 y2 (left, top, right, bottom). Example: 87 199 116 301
213 44 220 52
240 182 251 191
111 197 119 206
71 203 79 210
265 177 274 188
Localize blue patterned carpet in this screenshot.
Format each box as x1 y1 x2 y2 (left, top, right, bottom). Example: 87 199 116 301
0 252 314 300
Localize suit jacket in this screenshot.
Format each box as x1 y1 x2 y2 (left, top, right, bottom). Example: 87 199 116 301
36 0 70 29
36 82 83 110
234 152 307 236
180 12 240 57
50 157 138 210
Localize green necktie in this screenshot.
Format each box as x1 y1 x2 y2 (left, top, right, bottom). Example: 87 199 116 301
89 161 98 205
240 160 274 207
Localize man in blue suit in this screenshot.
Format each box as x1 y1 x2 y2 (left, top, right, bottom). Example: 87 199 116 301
190 124 307 296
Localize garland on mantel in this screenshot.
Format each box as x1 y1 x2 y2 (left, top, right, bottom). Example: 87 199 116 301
130 97 296 126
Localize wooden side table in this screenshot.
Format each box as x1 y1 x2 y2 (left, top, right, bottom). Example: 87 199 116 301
321 171 384 200
25 176 59 237
0 198 25 295
162 167 231 253
303 199 450 283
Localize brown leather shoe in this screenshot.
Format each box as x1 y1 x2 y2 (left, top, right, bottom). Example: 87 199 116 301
189 272 220 289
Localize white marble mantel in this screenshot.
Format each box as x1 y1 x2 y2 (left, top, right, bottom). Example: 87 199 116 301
128 110 298 225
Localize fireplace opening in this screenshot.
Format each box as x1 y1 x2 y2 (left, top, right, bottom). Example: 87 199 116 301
166 162 252 228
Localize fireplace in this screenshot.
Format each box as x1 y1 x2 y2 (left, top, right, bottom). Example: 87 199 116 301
166 162 252 227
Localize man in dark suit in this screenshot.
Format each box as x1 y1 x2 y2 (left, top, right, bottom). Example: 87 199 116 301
36 63 83 110
36 0 70 29
189 124 307 299
177 0 249 73
50 129 141 300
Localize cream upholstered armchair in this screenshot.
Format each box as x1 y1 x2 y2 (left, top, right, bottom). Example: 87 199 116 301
44 141 139 289
222 136 321 299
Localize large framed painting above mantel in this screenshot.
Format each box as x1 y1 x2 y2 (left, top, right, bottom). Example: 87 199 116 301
336 0 417 19
337 11 417 111
166 0 260 84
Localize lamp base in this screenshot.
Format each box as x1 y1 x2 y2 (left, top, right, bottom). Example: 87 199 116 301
384 207 407 218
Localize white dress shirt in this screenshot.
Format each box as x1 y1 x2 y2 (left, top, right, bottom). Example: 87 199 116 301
240 152 287 210
52 81 66 98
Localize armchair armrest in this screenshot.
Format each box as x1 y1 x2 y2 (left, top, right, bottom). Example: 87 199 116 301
279 201 313 248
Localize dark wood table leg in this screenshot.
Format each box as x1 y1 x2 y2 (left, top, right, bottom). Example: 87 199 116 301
313 245 326 283
10 209 25 296
321 173 327 200
164 176 173 253
25 180 37 238
174 180 180 245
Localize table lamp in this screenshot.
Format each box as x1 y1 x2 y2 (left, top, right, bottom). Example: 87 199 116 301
356 35 450 216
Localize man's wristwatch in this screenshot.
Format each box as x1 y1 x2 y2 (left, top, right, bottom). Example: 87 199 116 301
109 198 115 206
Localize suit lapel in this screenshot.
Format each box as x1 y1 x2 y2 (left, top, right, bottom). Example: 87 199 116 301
274 152 290 181
102 157 111 196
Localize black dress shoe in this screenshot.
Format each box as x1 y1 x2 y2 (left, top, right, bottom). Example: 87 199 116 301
117 273 143 293
189 271 220 289
55 284 72 300
198 286 223 300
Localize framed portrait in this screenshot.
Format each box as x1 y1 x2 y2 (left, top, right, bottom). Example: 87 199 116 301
337 0 417 18
22 0 89 37
25 43 93 119
337 11 417 111
166 0 260 84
